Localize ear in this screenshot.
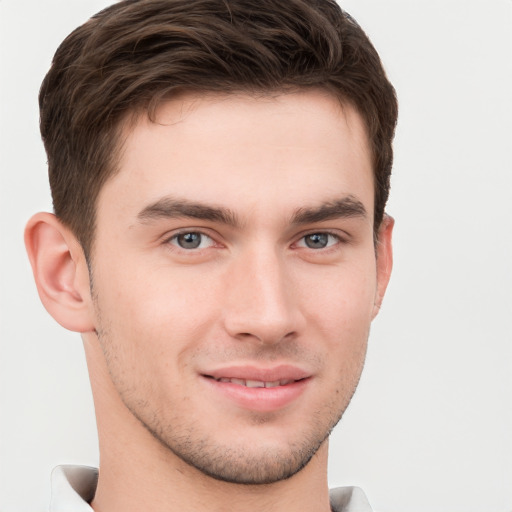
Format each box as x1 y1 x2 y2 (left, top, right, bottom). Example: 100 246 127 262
24 212 95 332
372 214 394 320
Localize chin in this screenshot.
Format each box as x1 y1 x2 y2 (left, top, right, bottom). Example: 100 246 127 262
142 406 342 485
170 436 328 485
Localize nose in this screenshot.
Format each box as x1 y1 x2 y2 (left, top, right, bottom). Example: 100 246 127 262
222 245 304 345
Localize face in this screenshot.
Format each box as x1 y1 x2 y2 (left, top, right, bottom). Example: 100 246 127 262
88 90 391 484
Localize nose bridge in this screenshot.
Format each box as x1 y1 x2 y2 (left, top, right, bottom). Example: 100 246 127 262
223 241 299 343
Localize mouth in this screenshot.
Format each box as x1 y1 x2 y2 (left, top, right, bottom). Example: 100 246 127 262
204 376 301 388
200 365 311 412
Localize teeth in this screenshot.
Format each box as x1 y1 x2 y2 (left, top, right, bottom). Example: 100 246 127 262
246 380 265 388
215 377 295 387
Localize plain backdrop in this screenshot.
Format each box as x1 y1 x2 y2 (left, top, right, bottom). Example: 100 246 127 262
1 1 511 511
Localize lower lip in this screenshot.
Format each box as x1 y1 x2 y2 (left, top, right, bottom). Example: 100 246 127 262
201 376 310 413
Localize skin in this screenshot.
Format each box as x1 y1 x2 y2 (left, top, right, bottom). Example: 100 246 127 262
25 89 393 512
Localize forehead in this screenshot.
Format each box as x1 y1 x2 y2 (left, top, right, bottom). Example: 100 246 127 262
100 90 374 223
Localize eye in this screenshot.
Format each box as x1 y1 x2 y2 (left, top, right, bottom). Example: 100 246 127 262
169 231 215 250
297 232 339 249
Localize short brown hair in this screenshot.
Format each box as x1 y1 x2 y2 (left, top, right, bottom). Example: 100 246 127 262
40 0 398 257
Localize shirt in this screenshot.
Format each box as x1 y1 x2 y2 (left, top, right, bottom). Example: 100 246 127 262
49 465 373 512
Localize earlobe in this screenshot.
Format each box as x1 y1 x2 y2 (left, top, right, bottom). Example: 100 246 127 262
24 212 95 333
372 214 394 320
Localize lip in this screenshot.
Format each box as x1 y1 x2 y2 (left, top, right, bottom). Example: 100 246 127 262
203 364 311 382
200 365 311 413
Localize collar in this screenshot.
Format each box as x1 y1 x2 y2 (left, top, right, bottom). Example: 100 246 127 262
50 465 373 512
50 465 96 512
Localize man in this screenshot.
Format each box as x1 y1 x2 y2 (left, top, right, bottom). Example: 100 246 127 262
24 0 397 510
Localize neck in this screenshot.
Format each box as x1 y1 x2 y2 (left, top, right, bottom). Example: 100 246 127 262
84 336 332 512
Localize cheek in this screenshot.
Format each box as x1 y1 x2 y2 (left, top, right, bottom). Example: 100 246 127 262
92 259 224 364
298 259 377 337
295 259 375 391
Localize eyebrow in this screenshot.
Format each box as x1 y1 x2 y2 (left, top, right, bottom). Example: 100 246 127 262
137 197 241 227
137 194 367 228
291 195 367 224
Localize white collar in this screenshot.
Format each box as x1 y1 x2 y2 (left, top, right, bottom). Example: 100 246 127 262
50 465 373 512
50 465 96 512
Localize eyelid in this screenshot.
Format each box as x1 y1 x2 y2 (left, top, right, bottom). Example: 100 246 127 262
162 226 215 240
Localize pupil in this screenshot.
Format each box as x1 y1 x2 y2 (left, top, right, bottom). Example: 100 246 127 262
178 232 201 249
306 233 328 249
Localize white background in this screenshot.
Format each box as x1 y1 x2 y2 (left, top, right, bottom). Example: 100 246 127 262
0 1 511 511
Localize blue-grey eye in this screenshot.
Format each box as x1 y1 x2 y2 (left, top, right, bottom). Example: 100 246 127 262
298 233 340 249
304 233 329 249
172 232 212 249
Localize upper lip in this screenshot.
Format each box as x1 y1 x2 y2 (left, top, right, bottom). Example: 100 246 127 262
201 364 311 382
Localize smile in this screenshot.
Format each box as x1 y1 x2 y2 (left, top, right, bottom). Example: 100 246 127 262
201 366 311 412
209 377 298 388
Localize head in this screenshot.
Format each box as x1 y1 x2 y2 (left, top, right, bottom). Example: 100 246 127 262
27 0 397 488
